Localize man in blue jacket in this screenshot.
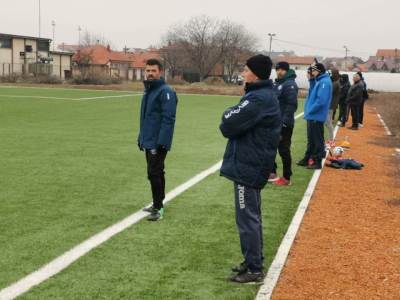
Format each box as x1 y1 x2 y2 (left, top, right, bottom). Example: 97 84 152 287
138 59 178 221
297 63 332 169
270 61 298 186
220 54 281 284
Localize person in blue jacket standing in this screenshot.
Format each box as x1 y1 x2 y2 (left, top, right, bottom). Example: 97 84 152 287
220 54 281 284
138 59 178 221
297 63 332 169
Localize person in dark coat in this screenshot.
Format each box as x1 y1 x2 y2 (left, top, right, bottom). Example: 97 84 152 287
138 59 178 221
346 73 364 130
337 74 351 127
357 71 369 127
220 54 281 284
269 61 298 186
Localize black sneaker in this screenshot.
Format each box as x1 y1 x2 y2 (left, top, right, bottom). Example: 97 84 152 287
306 162 322 169
147 208 164 221
143 205 154 213
229 270 264 284
231 262 247 274
296 158 309 166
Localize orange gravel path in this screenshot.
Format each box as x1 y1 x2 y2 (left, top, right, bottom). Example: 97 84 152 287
272 105 400 300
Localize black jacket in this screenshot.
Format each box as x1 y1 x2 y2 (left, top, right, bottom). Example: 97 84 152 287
346 81 364 105
220 80 281 189
273 69 298 127
339 76 351 105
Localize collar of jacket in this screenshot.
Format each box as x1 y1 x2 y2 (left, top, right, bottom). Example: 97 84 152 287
143 77 166 91
315 72 329 82
275 69 297 84
244 79 273 93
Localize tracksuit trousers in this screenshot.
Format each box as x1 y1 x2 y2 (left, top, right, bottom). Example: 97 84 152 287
272 126 294 180
145 149 167 210
304 120 325 163
234 182 264 272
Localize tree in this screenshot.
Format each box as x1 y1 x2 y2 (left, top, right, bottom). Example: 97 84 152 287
162 16 258 81
80 30 113 48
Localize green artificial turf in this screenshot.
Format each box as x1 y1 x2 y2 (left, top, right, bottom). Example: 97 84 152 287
0 87 312 299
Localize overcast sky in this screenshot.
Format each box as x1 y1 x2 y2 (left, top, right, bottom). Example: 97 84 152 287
2 0 399 59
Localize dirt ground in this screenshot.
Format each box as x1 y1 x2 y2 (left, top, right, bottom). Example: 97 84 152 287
272 104 400 300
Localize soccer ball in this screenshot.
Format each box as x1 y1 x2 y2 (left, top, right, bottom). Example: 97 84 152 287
332 146 344 157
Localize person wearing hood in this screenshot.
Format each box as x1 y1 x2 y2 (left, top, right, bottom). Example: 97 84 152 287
357 71 369 127
269 61 298 186
337 74 351 127
138 59 178 221
220 54 281 284
297 62 332 169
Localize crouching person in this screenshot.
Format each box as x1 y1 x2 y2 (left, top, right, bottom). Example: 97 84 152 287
219 54 281 284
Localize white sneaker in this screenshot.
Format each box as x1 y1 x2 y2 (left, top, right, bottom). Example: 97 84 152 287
359 123 364 128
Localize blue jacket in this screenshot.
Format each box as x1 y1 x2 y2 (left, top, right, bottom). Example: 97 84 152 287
304 72 332 122
220 80 281 189
138 78 178 151
274 69 298 127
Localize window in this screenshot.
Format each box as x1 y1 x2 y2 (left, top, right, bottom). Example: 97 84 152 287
25 45 33 52
38 40 49 52
0 38 12 48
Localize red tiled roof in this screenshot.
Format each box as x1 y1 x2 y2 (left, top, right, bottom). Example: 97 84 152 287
376 49 400 58
73 45 135 65
275 56 315 65
131 50 161 69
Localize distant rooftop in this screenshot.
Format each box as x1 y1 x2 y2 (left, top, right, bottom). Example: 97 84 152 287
0 33 51 41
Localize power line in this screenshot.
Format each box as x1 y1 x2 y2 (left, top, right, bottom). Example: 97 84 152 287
274 38 371 56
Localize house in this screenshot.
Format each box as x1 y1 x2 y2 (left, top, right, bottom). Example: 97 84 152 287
323 56 364 71
57 43 80 53
272 56 315 70
73 45 162 81
0 33 73 78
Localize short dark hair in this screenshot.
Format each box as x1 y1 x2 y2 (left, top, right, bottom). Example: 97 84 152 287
146 59 163 70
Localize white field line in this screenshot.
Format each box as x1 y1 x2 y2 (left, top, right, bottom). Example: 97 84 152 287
0 94 140 101
376 113 393 136
0 112 304 300
0 161 222 300
256 125 340 300
76 94 140 100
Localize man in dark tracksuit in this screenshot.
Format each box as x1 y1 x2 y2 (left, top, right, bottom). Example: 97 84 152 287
338 74 351 127
346 73 364 130
138 59 178 221
270 61 298 186
357 71 368 127
219 55 281 284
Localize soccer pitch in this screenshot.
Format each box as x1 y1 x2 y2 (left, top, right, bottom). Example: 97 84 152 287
0 86 311 299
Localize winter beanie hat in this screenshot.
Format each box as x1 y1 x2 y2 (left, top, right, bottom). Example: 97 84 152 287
310 62 326 74
275 61 290 71
246 54 272 80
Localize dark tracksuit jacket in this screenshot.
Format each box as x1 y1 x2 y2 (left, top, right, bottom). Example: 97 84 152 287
219 79 281 272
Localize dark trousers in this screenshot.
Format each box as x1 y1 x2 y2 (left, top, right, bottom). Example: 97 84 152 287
339 102 348 124
304 120 325 162
359 99 366 124
272 126 294 180
145 149 167 210
234 182 263 272
349 104 360 128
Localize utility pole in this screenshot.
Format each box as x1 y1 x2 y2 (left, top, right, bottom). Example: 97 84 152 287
343 45 349 70
38 0 41 37
395 48 399 73
78 26 82 48
268 33 276 56
52 20 56 51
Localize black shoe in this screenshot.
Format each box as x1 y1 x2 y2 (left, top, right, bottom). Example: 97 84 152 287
306 162 322 169
229 270 265 284
231 262 247 274
296 158 309 166
147 208 164 221
143 205 154 213
348 126 358 130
